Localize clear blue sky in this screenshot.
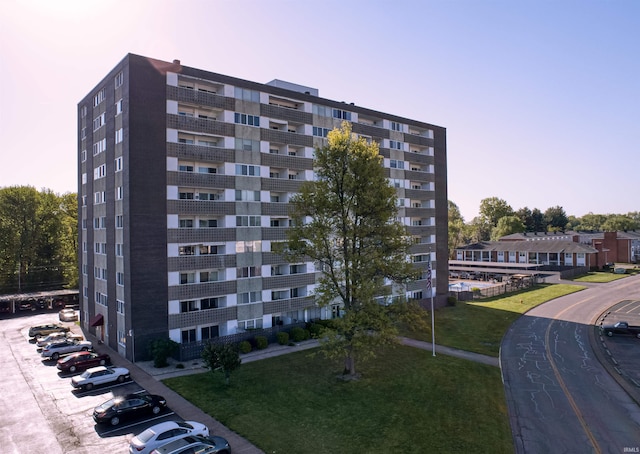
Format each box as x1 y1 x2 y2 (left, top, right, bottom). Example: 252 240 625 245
1 0 638 221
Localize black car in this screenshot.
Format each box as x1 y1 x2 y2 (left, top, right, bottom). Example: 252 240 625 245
93 393 167 426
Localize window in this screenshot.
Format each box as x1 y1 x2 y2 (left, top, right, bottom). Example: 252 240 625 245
199 245 221 255
199 219 217 228
81 150 87 162
236 267 261 278
179 191 194 200
115 128 123 144
93 113 105 131
93 88 105 106
312 104 331 117
201 325 219 341
93 138 106 156
115 156 123 172
82 173 87 185
198 166 216 174
115 186 123 200
81 106 87 118
179 245 196 256
94 191 106 204
96 292 108 306
115 243 123 256
93 164 106 180
200 270 220 283
238 318 263 330
180 300 198 313
234 113 260 126
116 272 124 286
236 215 261 227
389 140 403 150
235 164 259 176
235 138 258 151
181 329 196 343
391 121 402 131
236 240 261 253
200 297 221 310
332 109 351 121
235 190 260 201
238 292 261 304
179 219 194 228
94 216 100 228
313 126 329 137
81 127 86 140
234 87 259 102
115 99 123 116
114 71 124 88
390 160 404 169
179 273 195 285
115 215 123 228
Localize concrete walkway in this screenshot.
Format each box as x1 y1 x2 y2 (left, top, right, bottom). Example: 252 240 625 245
85 332 500 454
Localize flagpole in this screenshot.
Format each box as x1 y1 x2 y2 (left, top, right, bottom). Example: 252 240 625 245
428 259 435 356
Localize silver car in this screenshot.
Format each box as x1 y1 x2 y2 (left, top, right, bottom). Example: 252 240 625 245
41 339 92 360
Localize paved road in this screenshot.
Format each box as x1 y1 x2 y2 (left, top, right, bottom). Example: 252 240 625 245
501 275 640 453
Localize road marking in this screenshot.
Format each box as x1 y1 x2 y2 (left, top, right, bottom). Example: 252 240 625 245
544 296 602 454
99 411 175 435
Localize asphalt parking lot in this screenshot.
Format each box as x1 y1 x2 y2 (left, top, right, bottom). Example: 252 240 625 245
595 299 640 401
0 313 181 454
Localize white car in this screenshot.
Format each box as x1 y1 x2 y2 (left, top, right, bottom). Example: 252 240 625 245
59 308 79 321
129 421 210 454
36 332 83 348
71 366 130 391
41 339 92 360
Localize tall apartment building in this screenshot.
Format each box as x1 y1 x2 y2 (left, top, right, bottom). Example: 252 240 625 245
77 54 448 361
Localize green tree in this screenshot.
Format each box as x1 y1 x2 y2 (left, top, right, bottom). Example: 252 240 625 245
530 208 545 232
448 201 466 257
544 206 568 231
602 215 639 231
149 338 179 368
284 122 424 377
479 197 514 229
202 342 242 385
574 212 607 231
491 216 525 240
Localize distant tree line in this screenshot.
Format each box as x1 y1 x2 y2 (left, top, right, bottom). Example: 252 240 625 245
0 186 78 294
448 196 640 258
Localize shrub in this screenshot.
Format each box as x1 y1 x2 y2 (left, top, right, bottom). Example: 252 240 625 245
276 331 289 345
255 336 268 350
290 326 310 342
447 296 457 307
239 340 252 354
308 323 324 338
148 338 179 368
175 363 185 369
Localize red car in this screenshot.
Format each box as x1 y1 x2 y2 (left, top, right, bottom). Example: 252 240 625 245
56 351 111 373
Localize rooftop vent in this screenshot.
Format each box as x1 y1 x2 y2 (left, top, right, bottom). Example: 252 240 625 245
173 59 181 65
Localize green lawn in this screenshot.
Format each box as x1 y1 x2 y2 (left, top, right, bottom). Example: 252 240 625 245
571 271 634 283
164 346 512 454
407 284 586 356
164 283 587 453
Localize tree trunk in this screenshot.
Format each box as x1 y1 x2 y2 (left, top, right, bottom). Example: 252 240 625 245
343 351 356 376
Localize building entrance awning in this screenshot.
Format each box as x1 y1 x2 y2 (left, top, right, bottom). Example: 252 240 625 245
90 313 104 327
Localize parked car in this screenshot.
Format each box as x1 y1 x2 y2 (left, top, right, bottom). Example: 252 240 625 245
58 308 78 322
28 324 70 338
149 434 230 454
129 420 210 454
57 351 110 373
41 339 92 360
71 366 130 391
93 393 167 426
36 332 83 348
600 321 640 338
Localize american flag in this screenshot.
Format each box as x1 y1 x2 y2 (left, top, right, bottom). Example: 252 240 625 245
426 261 432 290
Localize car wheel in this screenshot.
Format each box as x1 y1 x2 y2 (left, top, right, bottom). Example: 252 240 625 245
81 347 88 352
69 365 77 373
110 416 120 426
117 375 125 383
607 331 613 337
84 383 94 391
51 353 59 360
152 405 161 415
99 359 105 365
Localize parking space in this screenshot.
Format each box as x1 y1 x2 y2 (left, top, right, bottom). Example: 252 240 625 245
0 313 180 454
